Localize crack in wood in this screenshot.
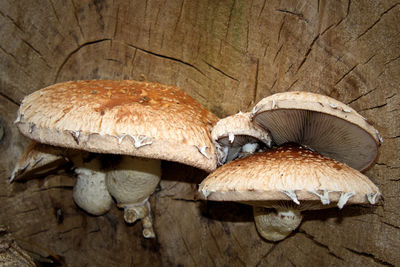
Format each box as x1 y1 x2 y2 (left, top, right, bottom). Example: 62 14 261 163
344 247 394 266
334 63 359 86
202 60 239 82
173 0 185 33
296 34 320 73
277 20 285 43
70 0 85 38
252 58 259 104
48 0 61 24
298 230 345 261
384 54 400 66
112 5 120 39
255 243 278 266
286 79 298 91
0 9 25 32
357 3 399 40
54 38 111 82
273 43 283 63
258 0 267 19
225 0 236 41
126 42 208 78
275 9 308 23
346 87 376 105
0 91 20 106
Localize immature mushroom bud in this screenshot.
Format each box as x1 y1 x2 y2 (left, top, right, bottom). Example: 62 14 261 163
211 112 272 164
105 156 161 238
252 91 382 171
15 80 219 238
199 144 381 241
73 156 113 216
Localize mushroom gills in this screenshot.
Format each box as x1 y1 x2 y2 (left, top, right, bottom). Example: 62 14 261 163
253 206 303 242
105 156 161 238
254 109 378 171
218 135 267 164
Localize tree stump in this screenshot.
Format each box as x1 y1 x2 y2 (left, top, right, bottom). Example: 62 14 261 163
0 0 399 266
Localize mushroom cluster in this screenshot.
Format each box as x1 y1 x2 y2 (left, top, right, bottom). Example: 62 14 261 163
13 80 219 238
199 91 382 241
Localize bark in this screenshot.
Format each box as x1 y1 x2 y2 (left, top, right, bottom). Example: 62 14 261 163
0 0 399 266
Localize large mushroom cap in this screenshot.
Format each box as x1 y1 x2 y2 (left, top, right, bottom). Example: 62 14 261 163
252 91 381 171
199 144 381 210
211 112 272 164
16 80 219 172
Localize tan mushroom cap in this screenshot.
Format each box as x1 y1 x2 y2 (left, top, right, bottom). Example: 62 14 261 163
252 91 381 171
211 112 272 147
199 144 381 210
10 140 69 182
16 80 219 172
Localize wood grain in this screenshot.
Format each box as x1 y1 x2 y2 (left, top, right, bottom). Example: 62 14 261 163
0 0 399 265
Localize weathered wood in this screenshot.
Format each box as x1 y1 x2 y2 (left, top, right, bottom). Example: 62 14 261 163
0 0 399 266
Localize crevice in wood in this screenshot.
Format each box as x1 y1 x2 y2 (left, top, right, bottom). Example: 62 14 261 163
275 9 308 23
0 9 25 32
296 34 320 73
258 0 267 19
357 3 399 40
48 0 61 24
298 230 345 261
0 91 20 106
126 42 207 78
346 87 376 105
255 243 278 266
54 38 112 82
202 60 239 82
344 247 394 266
173 0 185 33
252 58 259 104
70 0 85 38
334 63 359 86
273 43 283 63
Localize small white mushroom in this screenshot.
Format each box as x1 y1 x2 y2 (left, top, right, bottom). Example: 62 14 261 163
73 157 113 216
105 156 161 238
254 207 302 242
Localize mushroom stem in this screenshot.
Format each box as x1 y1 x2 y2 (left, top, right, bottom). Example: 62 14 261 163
121 200 155 238
253 206 303 242
106 156 161 238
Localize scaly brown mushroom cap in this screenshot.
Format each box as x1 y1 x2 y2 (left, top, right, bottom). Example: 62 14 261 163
252 91 382 171
16 80 219 172
199 143 381 209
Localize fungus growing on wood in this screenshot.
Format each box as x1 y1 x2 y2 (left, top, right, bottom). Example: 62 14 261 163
199 143 381 241
252 91 382 171
211 112 272 165
10 140 70 182
14 80 219 238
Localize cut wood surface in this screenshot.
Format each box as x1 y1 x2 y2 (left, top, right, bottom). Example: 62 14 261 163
0 0 399 266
